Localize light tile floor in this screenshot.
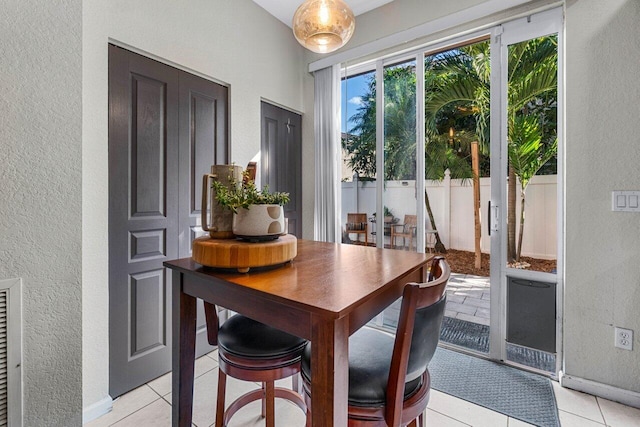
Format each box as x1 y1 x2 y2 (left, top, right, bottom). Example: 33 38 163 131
86 350 640 427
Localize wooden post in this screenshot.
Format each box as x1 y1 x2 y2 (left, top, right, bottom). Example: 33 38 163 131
471 142 482 269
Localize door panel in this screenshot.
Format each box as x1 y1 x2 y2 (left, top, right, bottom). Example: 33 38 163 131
109 45 180 397
382 58 419 252
490 9 562 374
130 269 166 358
178 72 229 347
179 72 228 256
109 45 227 397
260 102 302 237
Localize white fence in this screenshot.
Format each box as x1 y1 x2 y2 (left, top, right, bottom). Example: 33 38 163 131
341 173 557 259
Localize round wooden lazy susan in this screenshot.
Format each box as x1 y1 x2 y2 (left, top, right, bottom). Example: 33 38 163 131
192 234 297 273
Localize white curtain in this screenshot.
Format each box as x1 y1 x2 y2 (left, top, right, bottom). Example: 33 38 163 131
313 65 341 243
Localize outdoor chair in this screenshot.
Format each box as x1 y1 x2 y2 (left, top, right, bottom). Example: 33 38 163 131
346 213 369 246
204 303 307 427
301 256 450 427
391 214 418 251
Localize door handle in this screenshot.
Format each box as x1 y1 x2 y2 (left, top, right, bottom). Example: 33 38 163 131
488 201 499 235
487 201 491 236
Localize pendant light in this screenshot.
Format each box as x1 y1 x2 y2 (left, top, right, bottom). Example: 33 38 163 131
292 0 355 54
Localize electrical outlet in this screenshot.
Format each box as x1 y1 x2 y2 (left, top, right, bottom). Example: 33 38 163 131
615 327 633 350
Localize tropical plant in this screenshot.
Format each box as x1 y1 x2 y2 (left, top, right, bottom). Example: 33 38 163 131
343 66 417 180
425 37 558 262
212 170 290 214
508 115 557 259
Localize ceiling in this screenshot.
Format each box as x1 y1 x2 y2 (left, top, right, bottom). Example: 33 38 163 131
252 0 394 28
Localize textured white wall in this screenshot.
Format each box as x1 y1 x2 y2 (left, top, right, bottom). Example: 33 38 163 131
564 0 640 392
0 1 83 426
83 0 308 414
347 0 489 50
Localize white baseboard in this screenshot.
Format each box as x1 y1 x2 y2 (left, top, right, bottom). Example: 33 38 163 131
83 396 113 425
559 371 640 409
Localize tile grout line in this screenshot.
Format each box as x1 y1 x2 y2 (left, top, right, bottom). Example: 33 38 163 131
427 407 474 426
594 397 611 427
558 409 608 426
107 388 164 427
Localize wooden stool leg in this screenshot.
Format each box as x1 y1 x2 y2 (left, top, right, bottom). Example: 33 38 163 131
215 369 227 427
261 382 266 418
265 381 275 427
419 411 425 427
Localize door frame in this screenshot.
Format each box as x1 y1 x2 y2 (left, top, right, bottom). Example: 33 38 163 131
376 54 426 252
489 7 564 376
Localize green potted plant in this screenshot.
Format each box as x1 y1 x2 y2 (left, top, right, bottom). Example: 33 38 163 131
212 170 290 241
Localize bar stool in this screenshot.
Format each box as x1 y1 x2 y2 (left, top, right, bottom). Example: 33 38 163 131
204 303 307 427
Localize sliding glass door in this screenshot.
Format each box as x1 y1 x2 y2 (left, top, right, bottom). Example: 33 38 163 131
490 9 563 374
341 58 424 252
338 7 563 376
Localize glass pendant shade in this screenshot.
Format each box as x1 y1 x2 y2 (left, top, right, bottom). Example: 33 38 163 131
292 0 355 54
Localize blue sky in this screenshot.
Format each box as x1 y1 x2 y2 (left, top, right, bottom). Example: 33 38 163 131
341 72 373 134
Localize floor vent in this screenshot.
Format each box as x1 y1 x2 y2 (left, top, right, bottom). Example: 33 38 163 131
0 279 22 426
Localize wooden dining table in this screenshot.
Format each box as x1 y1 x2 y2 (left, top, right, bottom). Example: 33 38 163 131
164 239 432 426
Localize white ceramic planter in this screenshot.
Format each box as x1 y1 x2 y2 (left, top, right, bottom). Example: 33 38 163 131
233 204 285 240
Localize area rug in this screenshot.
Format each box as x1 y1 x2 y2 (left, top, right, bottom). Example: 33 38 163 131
429 347 560 427
439 316 556 372
439 316 490 352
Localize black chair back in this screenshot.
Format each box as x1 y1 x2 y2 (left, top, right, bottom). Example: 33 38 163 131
405 294 447 383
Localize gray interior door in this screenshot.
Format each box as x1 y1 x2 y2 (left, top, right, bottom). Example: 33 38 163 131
260 102 302 237
178 71 229 351
108 45 228 397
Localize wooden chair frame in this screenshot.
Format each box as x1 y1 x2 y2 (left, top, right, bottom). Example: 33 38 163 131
346 213 369 246
302 256 449 427
391 214 418 251
204 303 306 427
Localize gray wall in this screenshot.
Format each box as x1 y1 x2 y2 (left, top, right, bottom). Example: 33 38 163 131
0 1 83 425
564 0 640 392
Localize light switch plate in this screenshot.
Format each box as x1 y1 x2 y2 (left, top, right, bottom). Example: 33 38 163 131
612 191 640 212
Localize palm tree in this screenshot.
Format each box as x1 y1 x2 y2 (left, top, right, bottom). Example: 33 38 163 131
343 63 472 253
425 37 557 262
508 115 557 260
343 66 417 181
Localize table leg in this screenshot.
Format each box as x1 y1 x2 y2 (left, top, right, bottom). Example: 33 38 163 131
172 270 197 427
310 315 349 427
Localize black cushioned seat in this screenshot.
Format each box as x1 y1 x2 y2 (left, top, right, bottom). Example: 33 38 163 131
301 328 422 407
218 315 307 359
301 295 446 408
210 310 308 427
